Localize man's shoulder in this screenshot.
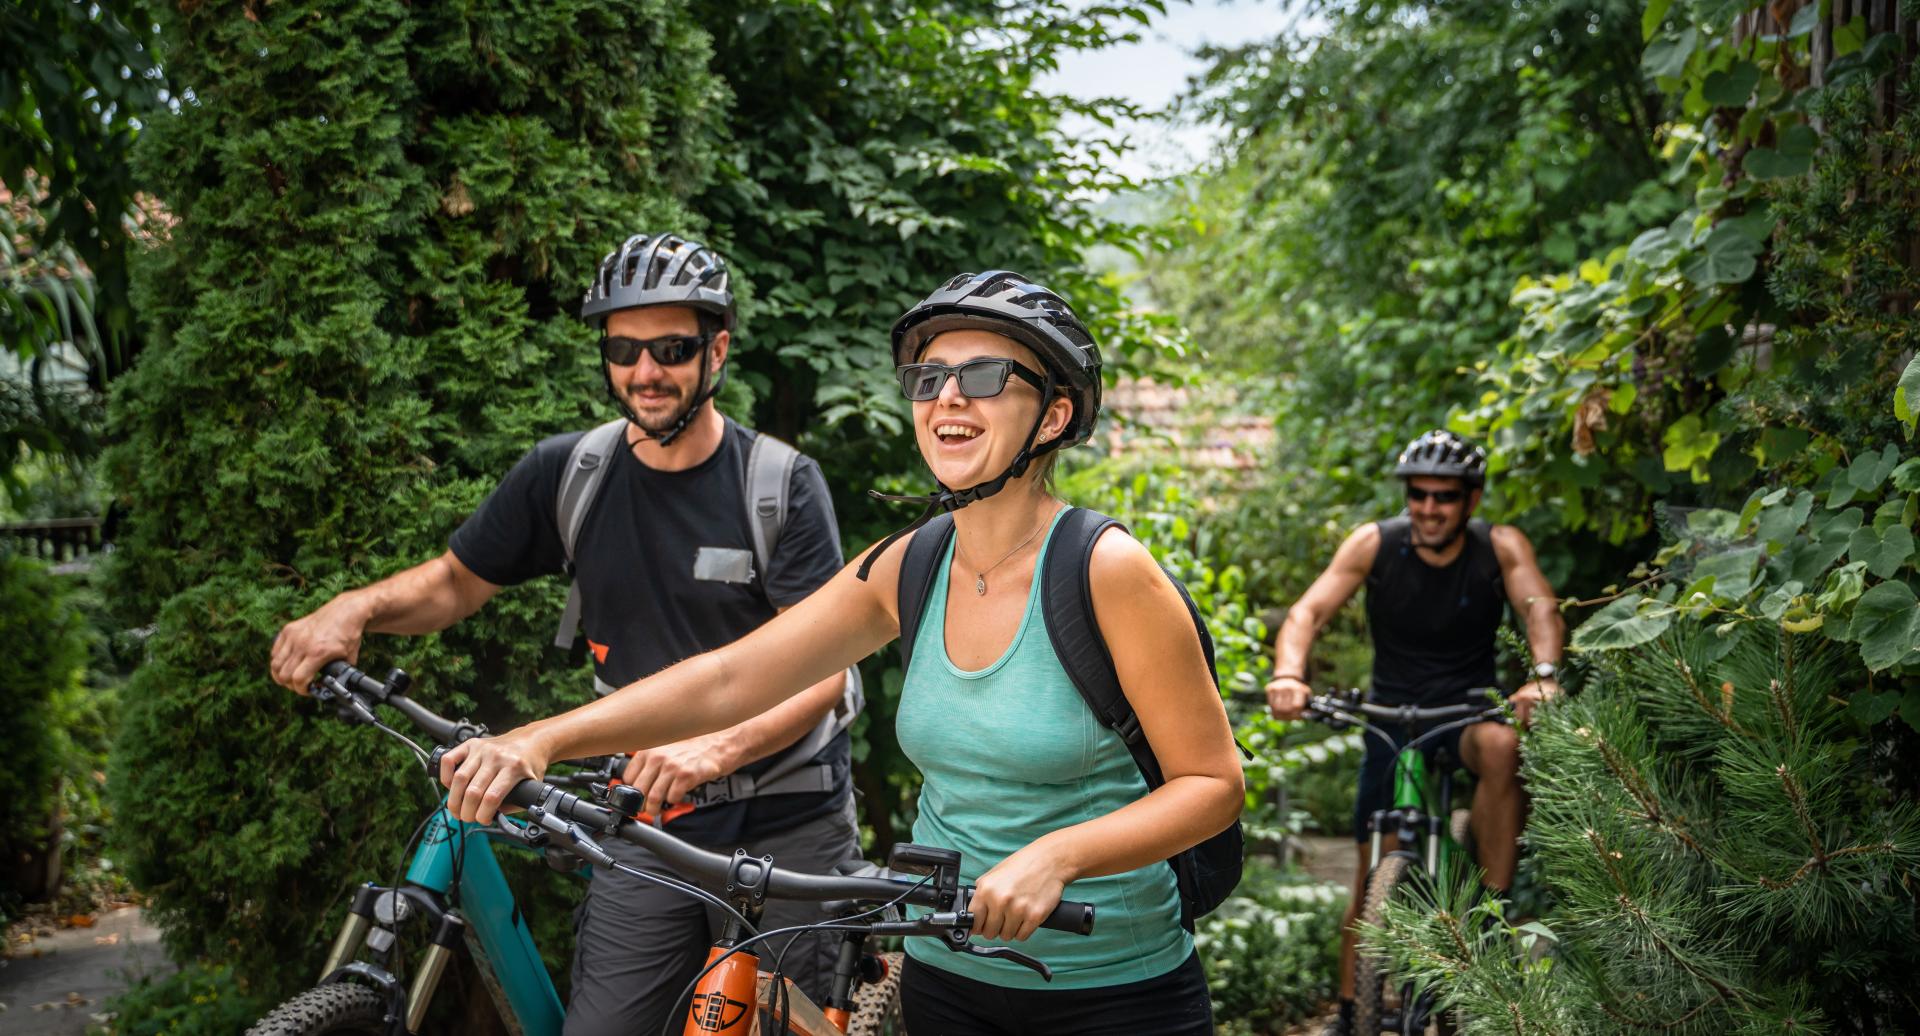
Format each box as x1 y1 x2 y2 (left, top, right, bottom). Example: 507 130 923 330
1485 521 1535 560
529 424 607 467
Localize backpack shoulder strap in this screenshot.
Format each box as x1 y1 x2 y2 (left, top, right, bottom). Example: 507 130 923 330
1042 507 1222 775
552 418 629 649
895 512 957 672
1040 507 1137 738
744 431 800 589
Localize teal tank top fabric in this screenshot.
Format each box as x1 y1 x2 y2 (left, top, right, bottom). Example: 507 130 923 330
895 511 1192 990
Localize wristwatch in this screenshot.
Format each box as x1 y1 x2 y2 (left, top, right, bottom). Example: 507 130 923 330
1532 661 1558 681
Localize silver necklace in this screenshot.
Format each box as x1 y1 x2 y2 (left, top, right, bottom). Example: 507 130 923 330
956 511 1052 596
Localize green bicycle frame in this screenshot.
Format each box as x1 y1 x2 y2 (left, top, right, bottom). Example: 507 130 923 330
1382 746 1465 878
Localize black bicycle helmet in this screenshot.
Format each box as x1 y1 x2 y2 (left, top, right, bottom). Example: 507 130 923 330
857 271 1104 581
1394 429 1487 487
890 270 1102 448
579 233 733 447
581 233 734 330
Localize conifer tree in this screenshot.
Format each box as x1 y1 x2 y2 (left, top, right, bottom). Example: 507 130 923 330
105 0 723 990
1373 623 1920 1033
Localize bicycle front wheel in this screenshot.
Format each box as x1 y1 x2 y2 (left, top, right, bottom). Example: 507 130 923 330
1354 852 1415 1035
245 983 388 1036
846 951 904 1036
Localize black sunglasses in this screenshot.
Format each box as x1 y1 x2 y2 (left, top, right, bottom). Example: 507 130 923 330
1405 486 1467 504
600 334 708 367
897 358 1046 401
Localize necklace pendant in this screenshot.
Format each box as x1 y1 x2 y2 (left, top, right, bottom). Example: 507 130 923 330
975 575 987 596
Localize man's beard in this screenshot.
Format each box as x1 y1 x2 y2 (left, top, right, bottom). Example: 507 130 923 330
1410 514 1466 550
626 382 688 434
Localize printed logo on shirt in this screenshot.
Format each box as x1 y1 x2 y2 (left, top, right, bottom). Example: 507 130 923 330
586 638 610 665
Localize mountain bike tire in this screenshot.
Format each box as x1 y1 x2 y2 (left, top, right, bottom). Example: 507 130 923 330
244 983 387 1036
1353 852 1415 1035
846 951 905 1036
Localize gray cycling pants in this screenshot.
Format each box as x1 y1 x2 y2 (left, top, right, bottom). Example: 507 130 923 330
562 796 861 1036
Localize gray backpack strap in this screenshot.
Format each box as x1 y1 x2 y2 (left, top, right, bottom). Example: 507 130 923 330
552 419 631 649
744 431 799 587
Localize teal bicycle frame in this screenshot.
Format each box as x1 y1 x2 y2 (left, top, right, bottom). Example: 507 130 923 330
316 804 570 1036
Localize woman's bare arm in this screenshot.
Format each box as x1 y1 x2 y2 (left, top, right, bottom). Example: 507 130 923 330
439 536 909 822
968 529 1246 941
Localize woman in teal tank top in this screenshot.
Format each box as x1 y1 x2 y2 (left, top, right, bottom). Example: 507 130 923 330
441 272 1246 1035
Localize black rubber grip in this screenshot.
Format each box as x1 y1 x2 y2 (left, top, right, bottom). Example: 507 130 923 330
1043 899 1095 936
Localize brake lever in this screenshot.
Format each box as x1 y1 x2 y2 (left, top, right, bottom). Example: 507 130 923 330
960 944 1052 981
313 677 382 727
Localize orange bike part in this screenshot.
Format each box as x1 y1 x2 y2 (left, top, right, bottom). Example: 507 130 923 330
821 1007 850 1031
607 778 698 826
685 945 761 1035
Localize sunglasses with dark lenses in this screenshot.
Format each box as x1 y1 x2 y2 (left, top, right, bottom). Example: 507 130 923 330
897 358 1046 401
600 334 707 367
1405 486 1467 504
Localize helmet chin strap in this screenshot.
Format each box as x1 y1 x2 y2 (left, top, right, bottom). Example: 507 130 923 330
600 343 725 449
856 372 1062 582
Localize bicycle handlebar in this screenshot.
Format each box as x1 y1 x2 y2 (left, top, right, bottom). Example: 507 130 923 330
310 661 1096 940
1306 694 1508 726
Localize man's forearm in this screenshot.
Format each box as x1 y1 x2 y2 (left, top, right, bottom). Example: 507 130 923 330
1522 598 1565 667
1273 608 1319 677
353 554 492 636
702 669 848 774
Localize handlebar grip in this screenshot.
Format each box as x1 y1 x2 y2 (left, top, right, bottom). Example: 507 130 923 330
1041 899 1095 936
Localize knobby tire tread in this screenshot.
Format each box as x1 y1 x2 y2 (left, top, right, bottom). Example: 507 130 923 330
1354 852 1414 1036
846 951 905 1036
244 983 388 1036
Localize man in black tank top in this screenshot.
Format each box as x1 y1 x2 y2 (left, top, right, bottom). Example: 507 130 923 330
1262 431 1565 1036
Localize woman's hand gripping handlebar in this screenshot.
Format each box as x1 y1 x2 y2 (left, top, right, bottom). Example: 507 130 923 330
306 660 1094 979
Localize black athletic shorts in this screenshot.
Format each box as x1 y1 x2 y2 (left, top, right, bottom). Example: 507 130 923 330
900 950 1213 1036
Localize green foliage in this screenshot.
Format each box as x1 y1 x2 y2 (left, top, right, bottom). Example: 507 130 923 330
0 550 89 916
1378 623 1920 1033
103 0 721 1000
687 0 1186 849
103 0 1178 1011
1198 858 1347 1036
1463 3 1920 698
94 962 271 1036
1155 0 1674 615
1 1 167 495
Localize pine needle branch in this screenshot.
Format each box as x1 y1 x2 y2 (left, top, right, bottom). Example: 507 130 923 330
1592 734 1707 856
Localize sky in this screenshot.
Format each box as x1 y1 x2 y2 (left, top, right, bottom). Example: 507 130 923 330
1033 0 1312 181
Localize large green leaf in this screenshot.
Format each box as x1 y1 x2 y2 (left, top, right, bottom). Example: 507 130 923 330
1642 28 1698 81
1789 507 1864 584
1702 63 1759 107
1756 491 1814 548
1852 581 1920 671
1745 124 1818 181
1641 0 1673 41
1683 220 1762 285
1572 595 1674 651
1850 523 1916 580
1896 354 1920 433
1693 546 1762 602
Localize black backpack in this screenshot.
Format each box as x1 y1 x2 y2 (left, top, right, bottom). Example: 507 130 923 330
896 507 1245 930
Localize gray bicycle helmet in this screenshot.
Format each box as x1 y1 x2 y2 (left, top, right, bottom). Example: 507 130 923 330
580 233 734 330
891 270 1102 448
580 232 734 447
857 271 1103 582
1394 430 1487 487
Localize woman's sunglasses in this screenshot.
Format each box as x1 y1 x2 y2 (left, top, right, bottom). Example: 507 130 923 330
1405 486 1467 504
897 358 1046 401
600 334 707 367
